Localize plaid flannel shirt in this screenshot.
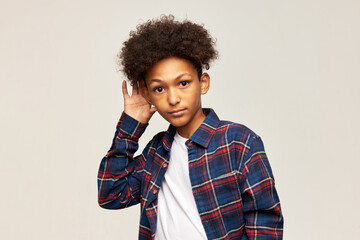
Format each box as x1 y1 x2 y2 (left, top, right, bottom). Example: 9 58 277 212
98 108 283 239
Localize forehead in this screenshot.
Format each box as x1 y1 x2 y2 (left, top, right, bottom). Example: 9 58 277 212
145 57 197 83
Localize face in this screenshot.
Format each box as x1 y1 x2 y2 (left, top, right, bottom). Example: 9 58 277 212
143 57 210 137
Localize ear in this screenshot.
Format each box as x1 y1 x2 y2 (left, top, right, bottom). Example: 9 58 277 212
200 73 210 95
139 80 153 105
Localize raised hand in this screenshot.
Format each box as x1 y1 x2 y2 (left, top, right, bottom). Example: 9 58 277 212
122 80 157 124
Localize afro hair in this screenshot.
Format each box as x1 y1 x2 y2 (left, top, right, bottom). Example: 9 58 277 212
118 15 218 86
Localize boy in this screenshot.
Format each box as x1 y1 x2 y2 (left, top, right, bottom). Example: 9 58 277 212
98 15 283 240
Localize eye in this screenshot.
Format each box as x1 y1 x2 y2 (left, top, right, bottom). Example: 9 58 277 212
180 81 189 87
154 87 163 92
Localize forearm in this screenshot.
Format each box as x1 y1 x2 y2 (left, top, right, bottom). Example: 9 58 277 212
242 179 283 239
97 112 148 209
241 136 284 239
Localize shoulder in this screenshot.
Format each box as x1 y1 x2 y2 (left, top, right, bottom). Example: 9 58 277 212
203 108 261 148
215 119 260 146
218 119 259 139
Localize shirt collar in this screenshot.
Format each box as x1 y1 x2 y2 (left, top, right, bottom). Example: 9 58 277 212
162 108 220 150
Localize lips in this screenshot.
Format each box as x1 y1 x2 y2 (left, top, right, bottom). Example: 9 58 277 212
169 108 186 117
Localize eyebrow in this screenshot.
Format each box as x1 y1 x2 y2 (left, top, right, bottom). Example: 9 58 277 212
149 73 191 83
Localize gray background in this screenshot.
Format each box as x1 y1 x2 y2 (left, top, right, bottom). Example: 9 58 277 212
1 0 359 239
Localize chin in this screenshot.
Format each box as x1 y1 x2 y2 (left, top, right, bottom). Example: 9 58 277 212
165 116 189 127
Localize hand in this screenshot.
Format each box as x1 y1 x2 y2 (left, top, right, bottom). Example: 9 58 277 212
122 80 157 124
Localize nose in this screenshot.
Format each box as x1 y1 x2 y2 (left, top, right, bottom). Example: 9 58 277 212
167 88 180 106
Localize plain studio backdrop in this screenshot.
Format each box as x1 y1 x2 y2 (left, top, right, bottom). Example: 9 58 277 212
1 0 359 239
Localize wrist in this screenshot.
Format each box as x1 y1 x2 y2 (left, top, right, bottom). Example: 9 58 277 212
117 112 148 138
124 110 149 124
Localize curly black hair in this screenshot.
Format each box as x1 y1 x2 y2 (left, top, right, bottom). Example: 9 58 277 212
119 15 218 86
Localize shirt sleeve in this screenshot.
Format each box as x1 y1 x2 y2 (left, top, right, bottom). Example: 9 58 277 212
240 135 284 239
97 111 149 209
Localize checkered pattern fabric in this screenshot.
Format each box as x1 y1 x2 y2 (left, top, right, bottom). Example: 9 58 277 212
98 108 283 239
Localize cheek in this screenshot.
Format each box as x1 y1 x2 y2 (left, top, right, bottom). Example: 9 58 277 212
186 89 201 103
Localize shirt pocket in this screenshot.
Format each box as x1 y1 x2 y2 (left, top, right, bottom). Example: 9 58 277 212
209 170 242 206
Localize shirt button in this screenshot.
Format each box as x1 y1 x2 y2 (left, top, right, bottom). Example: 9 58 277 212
162 163 168 168
153 189 158 194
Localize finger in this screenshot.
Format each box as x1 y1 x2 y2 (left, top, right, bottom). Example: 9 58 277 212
140 87 151 104
122 80 129 97
132 81 139 95
136 81 140 94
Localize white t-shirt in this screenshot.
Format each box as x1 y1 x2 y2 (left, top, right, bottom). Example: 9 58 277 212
155 132 207 240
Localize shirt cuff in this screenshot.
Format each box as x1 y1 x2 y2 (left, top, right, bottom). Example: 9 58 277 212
116 111 148 139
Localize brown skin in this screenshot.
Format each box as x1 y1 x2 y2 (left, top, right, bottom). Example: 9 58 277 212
122 57 210 139
122 80 157 124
